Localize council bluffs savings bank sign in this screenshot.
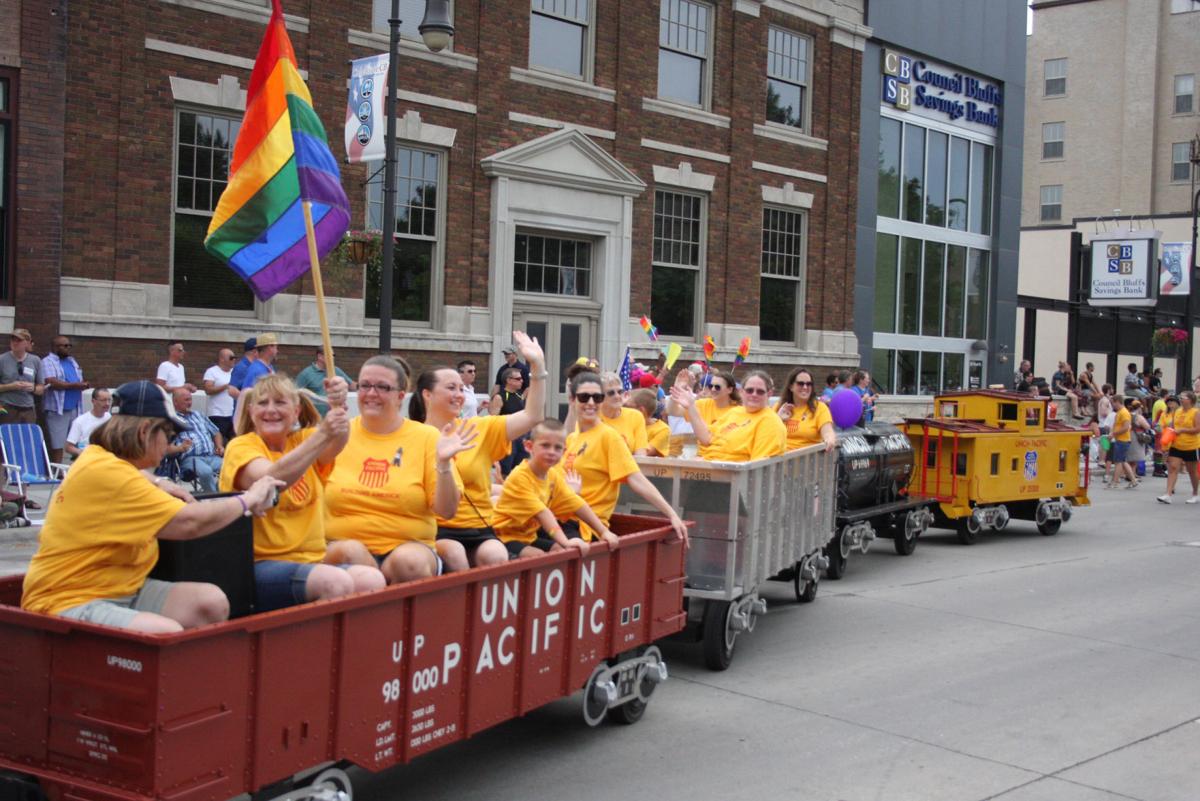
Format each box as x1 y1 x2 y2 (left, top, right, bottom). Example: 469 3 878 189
881 49 1002 136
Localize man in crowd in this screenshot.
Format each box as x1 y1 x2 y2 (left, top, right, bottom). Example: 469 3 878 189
42 335 90 463
155 340 195 392
458 360 479 418
1123 362 1148 399
0 328 44 425
294 348 355 416
229 337 258 391
166 387 224 493
203 347 237 440
64 388 112 459
492 346 529 397
240 333 278 390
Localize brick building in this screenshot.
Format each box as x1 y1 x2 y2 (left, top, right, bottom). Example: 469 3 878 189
3 0 868 409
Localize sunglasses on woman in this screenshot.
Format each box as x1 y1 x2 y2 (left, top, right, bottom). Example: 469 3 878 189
575 392 605 404
742 387 768 396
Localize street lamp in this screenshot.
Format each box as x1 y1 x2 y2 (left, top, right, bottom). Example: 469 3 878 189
1183 133 1200 385
378 0 454 353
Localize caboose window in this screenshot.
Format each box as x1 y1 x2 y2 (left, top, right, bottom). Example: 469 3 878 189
926 440 938 468
990 453 999 475
1025 406 1041 425
955 453 967 476
999 403 1017 421
1059 450 1067 471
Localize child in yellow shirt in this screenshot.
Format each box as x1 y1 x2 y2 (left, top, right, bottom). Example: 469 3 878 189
627 388 670 457
493 420 618 559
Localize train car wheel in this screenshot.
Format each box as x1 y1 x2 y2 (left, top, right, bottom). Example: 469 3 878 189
956 518 979 545
1037 519 1062 536
307 767 354 801
701 600 736 671
794 561 819 603
893 524 917 555
825 529 849 580
607 698 646 725
582 664 613 727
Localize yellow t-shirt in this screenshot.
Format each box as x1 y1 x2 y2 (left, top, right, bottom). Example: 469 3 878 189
492 462 585 544
22 447 186 615
1151 398 1167 427
695 398 737 458
439 414 511 530
1113 407 1132 442
219 429 330 564
1173 407 1199 450
600 407 649 453
703 406 787 463
325 417 447 553
564 423 640 537
646 419 670 456
783 401 833 451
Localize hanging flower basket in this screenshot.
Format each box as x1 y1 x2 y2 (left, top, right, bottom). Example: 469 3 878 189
1151 326 1188 356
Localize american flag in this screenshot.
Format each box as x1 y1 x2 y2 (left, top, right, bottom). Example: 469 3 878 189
618 347 633 391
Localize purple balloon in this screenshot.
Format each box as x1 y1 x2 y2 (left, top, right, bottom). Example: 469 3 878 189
828 388 863 428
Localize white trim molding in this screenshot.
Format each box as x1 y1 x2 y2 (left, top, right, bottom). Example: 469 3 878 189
733 0 764 16
396 89 477 115
752 160 827 183
148 38 308 79
483 128 646 196
641 138 731 165
347 29 478 72
829 18 872 51
394 110 458 149
641 97 731 129
158 0 309 32
762 181 813 209
653 162 717 193
169 74 247 111
509 67 616 102
753 122 828 151
762 0 866 29
508 112 616 140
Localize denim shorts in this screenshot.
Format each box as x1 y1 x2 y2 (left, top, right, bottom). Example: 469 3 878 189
59 578 174 629
254 560 318 613
1110 440 1130 462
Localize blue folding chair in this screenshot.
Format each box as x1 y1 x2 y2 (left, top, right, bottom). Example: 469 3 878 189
155 453 201 493
0 423 68 523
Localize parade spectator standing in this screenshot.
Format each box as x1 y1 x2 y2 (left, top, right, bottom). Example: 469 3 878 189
851 370 877 423
491 367 528 474
155 341 194 391
42 335 89 463
457 360 479 418
1123 363 1148 399
294 348 355 417
1158 391 1199 504
229 338 258 392
166 388 224 493
491 346 529 396
65 388 112 459
203 348 237 440
1107 395 1139 488
0 329 43 425
241 333 278 390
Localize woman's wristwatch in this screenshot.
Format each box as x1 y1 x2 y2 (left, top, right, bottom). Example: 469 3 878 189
532 370 549 380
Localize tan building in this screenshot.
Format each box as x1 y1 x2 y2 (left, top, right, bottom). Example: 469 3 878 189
1017 0 1200 389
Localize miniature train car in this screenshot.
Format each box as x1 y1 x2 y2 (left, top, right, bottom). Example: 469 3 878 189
0 515 686 801
902 390 1090 544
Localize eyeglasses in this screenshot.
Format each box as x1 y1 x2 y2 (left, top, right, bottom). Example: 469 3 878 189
575 392 605 404
710 384 727 392
742 387 768 396
359 382 398 394
793 380 812 387
604 388 622 397
461 368 476 373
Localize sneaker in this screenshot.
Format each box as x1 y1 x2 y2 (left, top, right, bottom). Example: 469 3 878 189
1157 495 1172 504
1187 497 1199 505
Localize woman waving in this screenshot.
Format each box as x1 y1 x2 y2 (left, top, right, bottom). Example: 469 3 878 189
776 367 836 452
672 370 785 462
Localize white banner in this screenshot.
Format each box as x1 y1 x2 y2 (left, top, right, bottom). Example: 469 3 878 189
1160 242 1192 296
345 54 389 164
1088 234 1158 306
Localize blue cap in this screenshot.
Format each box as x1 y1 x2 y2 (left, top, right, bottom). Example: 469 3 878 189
243 337 258 352
113 381 191 432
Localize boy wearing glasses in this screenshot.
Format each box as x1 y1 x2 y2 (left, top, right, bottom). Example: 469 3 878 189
493 420 617 558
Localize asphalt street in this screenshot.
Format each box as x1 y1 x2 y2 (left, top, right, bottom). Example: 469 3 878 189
2 480 1197 800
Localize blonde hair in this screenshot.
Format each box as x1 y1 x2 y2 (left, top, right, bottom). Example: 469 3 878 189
235 374 321 436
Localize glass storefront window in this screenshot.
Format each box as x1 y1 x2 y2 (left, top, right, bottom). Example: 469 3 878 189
899 237 921 335
874 233 898 332
902 125 925 223
872 349 895 393
897 350 918 395
921 241 944 337
948 136 970 231
969 141 993 235
943 353 965 391
878 117 901 219
920 351 941 394
966 248 989 339
924 130 947 226
944 244 966 338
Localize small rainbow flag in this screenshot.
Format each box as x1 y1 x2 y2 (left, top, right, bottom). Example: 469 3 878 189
639 315 659 342
734 337 751 367
703 335 716 364
204 0 350 300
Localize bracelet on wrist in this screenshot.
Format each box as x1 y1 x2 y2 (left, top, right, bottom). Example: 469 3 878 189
236 495 250 517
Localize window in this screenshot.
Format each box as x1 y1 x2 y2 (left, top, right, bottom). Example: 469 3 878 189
877 350 967 395
947 135 970 231
1042 122 1064 160
1040 184 1062 221
1172 0 1200 13
657 0 712 108
0 72 13 301
1044 58 1066 96
944 245 966 338
765 28 810 130
173 109 255 311
1172 142 1193 182
366 145 441 322
965 248 989 339
759 207 806 342
878 117 901 219
925 130 947 226
1175 75 1195 114
874 233 898 332
969 141 992 235
373 0 453 43
902 124 925 223
514 233 592 296
530 0 591 80
921 242 944 337
651 190 705 337
898 237 921 335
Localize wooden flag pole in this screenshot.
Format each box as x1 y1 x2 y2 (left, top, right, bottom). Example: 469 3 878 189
301 200 337 384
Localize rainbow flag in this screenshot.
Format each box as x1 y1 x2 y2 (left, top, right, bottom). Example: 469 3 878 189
204 0 350 300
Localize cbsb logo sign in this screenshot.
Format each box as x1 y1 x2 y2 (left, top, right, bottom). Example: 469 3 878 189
1106 243 1134 275
882 50 912 111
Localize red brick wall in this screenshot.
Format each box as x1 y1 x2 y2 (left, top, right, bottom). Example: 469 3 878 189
51 0 861 378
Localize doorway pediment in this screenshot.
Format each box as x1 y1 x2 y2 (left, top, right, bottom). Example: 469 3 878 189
481 128 646 197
